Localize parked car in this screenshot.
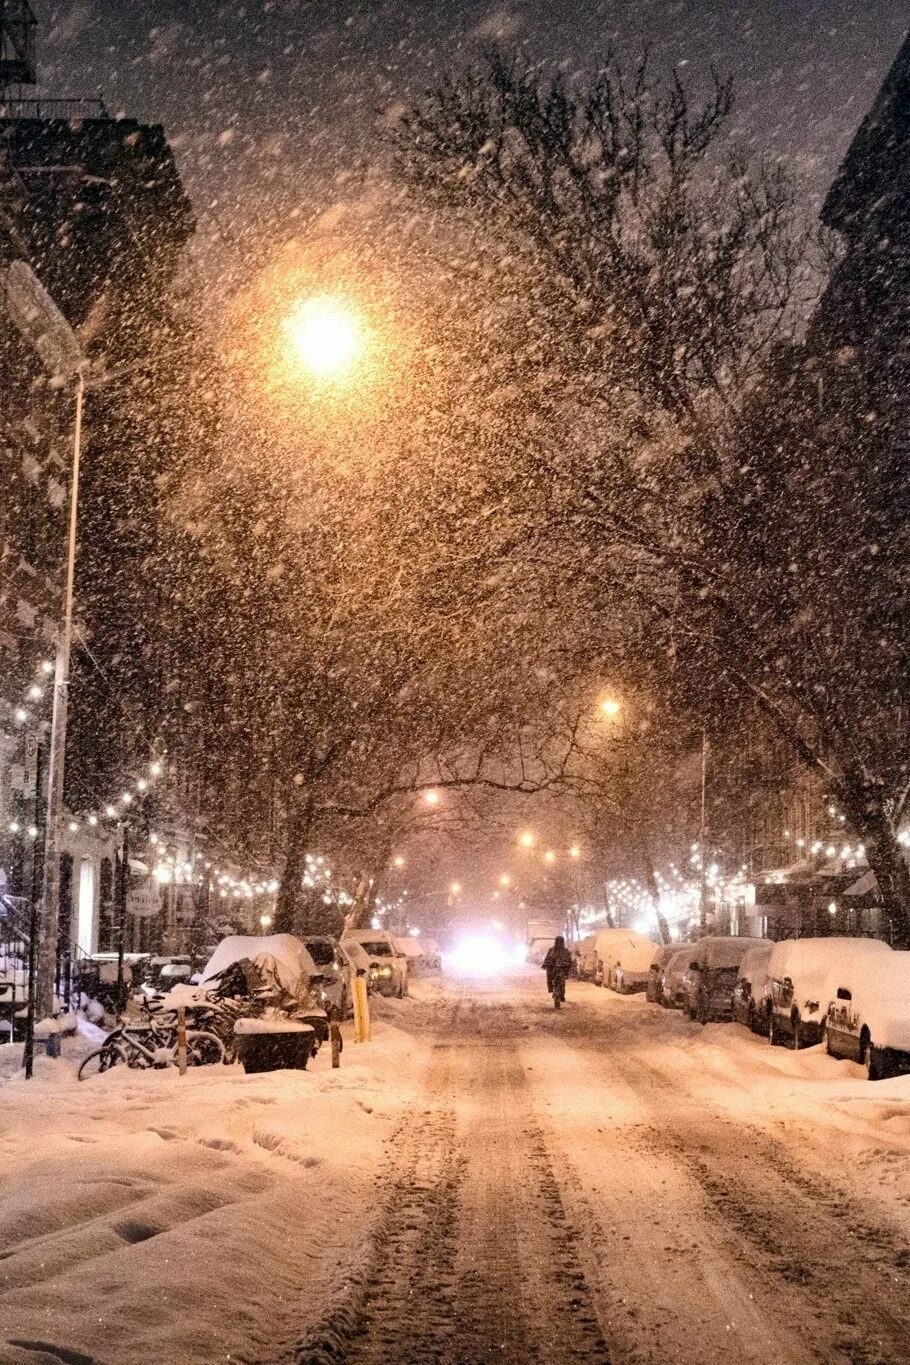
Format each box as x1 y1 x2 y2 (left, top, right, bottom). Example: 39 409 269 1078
420 937 443 971
681 937 767 1024
731 943 774 1035
574 934 599 981
342 930 409 998
647 944 683 1003
594 928 644 987
824 951 910 1079
659 947 692 1009
394 934 429 975
339 936 375 990
302 935 354 1018
612 935 660 994
765 936 892 1049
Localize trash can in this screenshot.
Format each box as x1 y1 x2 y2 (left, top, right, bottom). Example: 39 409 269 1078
233 1019 316 1073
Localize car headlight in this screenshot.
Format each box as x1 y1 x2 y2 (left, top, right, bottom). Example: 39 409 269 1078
380 966 392 977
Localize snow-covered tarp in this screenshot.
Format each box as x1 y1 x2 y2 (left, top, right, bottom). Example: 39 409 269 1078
201 934 318 999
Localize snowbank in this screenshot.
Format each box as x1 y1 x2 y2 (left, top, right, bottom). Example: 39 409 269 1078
0 1009 427 1365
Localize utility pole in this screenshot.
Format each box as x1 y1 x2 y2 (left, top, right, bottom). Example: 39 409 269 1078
699 726 708 932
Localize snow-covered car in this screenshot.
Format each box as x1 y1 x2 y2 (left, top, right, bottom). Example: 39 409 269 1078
681 936 768 1024
394 935 429 974
731 942 774 1034
611 934 660 994
658 947 692 1009
342 930 409 997
647 944 682 1003
302 935 354 1018
824 951 910 1079
574 934 598 981
419 937 443 971
766 936 892 1049
593 928 643 987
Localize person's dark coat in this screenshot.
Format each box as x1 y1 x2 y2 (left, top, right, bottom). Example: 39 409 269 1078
542 938 573 991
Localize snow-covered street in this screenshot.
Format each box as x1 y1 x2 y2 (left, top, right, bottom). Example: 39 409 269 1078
5 969 910 1363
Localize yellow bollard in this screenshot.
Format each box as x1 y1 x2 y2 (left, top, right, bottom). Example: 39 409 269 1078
352 970 371 1043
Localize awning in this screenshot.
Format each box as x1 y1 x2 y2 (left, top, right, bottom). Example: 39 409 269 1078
843 869 878 899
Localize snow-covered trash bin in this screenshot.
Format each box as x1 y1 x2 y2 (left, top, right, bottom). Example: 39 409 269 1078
234 1017 316 1073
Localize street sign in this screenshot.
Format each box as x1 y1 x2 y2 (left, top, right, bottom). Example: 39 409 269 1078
127 878 162 919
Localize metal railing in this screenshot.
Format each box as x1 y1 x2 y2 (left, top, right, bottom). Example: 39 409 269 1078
0 97 109 121
0 890 93 1037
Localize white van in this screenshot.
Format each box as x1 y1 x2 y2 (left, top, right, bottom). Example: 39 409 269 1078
824 950 910 1079
766 936 892 1048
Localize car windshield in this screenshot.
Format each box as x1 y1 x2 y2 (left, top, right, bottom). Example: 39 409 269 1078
306 941 335 966
361 941 392 956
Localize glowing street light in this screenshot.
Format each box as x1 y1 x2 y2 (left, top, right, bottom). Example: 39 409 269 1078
392 854 405 868
283 295 364 380
450 881 462 896
499 873 511 887
518 830 535 848
600 697 621 718
544 850 556 865
569 845 581 859
424 789 441 806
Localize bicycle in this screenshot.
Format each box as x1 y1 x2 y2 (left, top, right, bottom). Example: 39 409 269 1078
78 1017 225 1080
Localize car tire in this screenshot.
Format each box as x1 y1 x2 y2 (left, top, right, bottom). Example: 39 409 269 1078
863 1037 881 1081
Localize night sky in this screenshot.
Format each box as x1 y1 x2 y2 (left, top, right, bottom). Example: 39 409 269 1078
33 1 909 285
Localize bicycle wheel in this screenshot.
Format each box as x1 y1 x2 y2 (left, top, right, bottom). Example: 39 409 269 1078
185 1030 226 1067
77 1039 129 1081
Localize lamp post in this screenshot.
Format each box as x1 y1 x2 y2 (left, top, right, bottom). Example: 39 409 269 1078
7 261 86 1018
6 261 168 1016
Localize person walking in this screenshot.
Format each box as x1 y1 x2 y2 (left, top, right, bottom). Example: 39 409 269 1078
542 935 573 1008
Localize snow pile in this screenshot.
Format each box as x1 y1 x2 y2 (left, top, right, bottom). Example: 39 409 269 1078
0 1012 427 1364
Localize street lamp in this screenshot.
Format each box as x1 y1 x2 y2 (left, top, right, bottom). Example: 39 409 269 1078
518 830 535 848
7 261 85 1019
7 261 176 1017
600 697 621 718
283 296 364 380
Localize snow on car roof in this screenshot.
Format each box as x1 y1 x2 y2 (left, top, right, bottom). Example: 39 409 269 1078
769 936 891 987
825 948 910 1001
617 937 660 971
694 936 768 969
737 943 774 984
